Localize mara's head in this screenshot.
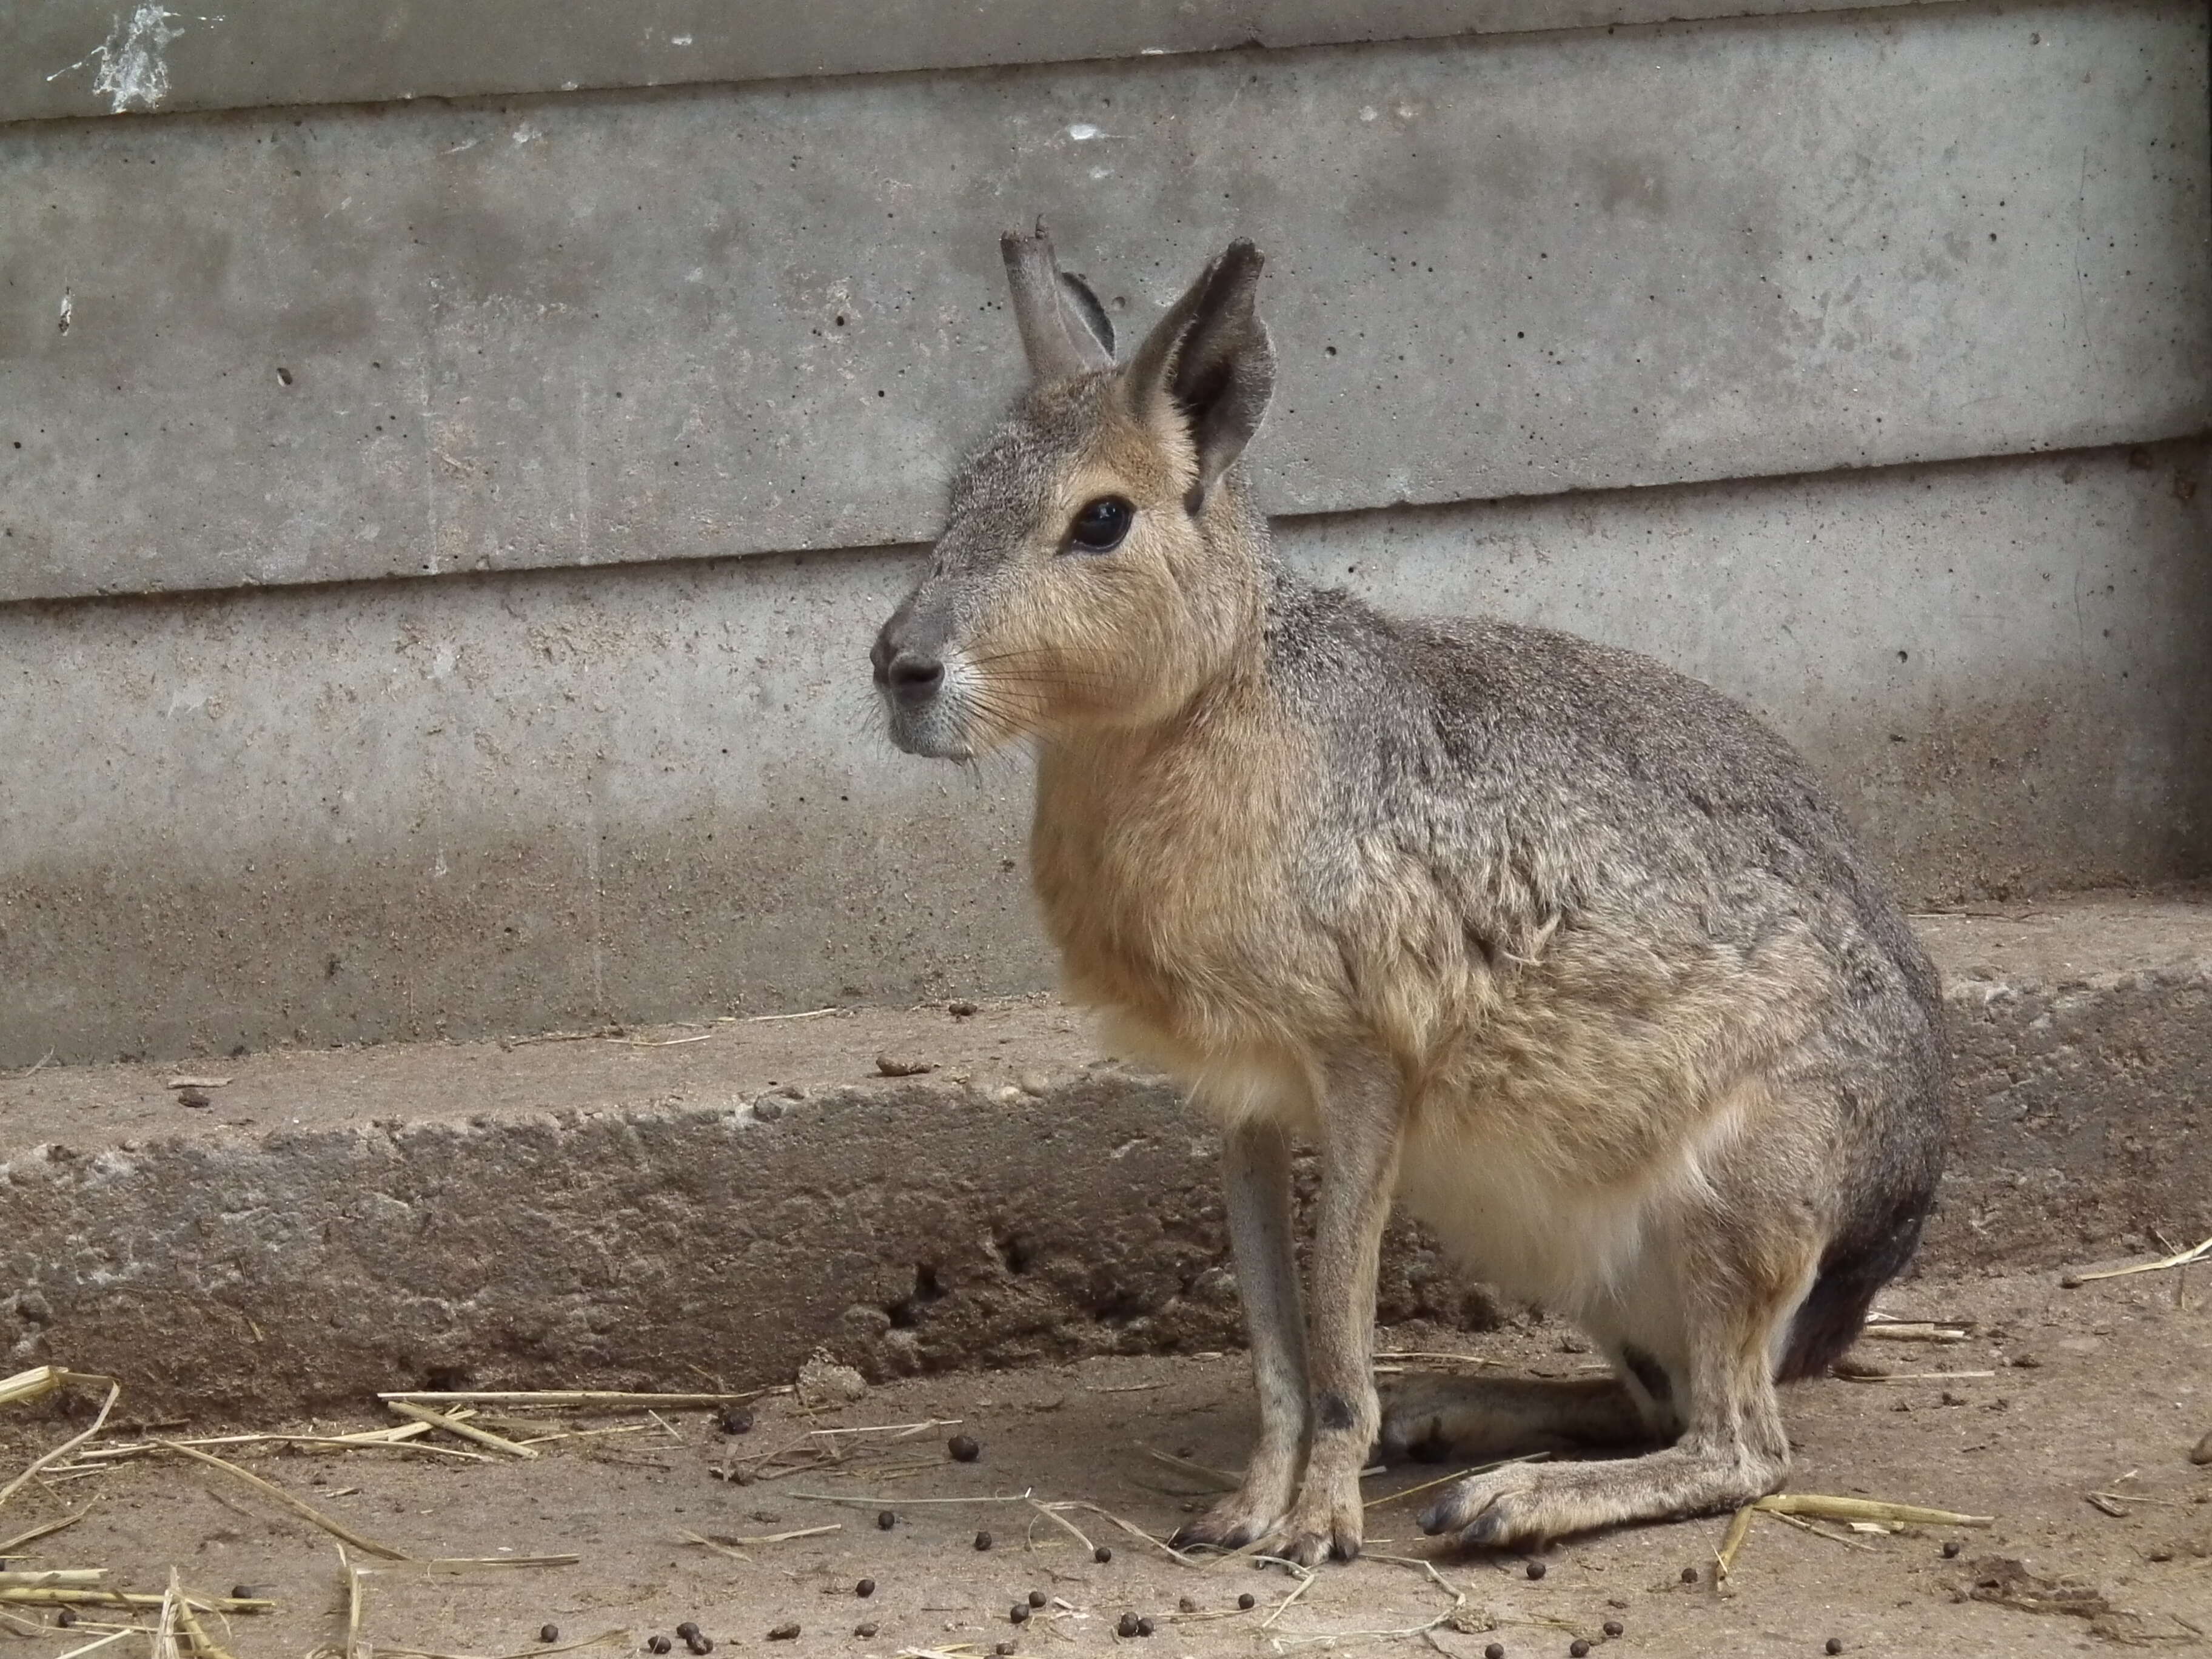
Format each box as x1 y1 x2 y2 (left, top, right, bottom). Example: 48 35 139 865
871 229 1277 760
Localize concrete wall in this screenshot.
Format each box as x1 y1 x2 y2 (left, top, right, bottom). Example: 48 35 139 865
2 0 2208 1065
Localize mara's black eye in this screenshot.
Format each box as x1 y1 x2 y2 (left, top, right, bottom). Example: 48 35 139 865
1067 496 1133 552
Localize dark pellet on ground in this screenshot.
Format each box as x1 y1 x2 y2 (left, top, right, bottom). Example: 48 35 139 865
974 1530 994 1550
877 1510 898 1530
1826 1643 1844 1656
948 999 979 1016
541 1626 560 1644
690 1641 714 1655
646 1640 671 1656
56 1610 78 1629
1094 1546 1113 1563
994 1644 1016 1657
950 1434 982 1463
1136 1618 1155 1637
1942 1540 1962 1558
1238 1594 1256 1610
855 1624 879 1640
717 1406 756 1435
1570 1643 1591 1658
1028 1591 1048 1608
857 1580 876 1598
1011 1604 1030 1624
1485 1646 1505 1659
1116 1614 1140 1638
677 1626 699 1641
1177 1597 1198 1614
1526 1561 1547 1581
768 1623 800 1641
1603 1621 1624 1638
1680 1566 1700 1583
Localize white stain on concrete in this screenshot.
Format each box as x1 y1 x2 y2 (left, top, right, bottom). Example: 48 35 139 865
671 34 694 46
46 4 212 113
58 292 73 335
512 124 544 146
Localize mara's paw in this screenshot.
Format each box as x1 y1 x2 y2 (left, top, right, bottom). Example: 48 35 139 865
1252 1473 1365 1568
1417 1461 1555 1550
1169 1492 1281 1554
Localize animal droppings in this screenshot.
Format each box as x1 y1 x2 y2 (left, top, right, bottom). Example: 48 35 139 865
948 1433 982 1462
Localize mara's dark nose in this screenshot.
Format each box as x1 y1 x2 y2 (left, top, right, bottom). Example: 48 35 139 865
871 619 944 705
886 654 943 702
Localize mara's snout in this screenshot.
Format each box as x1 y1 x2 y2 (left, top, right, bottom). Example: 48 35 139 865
870 598 970 760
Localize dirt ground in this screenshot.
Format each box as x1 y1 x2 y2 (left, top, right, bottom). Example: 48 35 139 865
2 1268 2205 1659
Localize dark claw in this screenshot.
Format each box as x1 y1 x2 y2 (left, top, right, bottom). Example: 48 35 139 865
1330 1536 1361 1563
1418 1501 1453 1536
1461 1505 1512 1548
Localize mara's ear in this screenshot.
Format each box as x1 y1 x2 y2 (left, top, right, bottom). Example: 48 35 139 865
1123 240 1275 512
1057 270 1114 361
1001 227 1116 383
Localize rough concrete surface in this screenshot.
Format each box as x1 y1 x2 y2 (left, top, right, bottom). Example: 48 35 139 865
3 1 2205 602
2 0 1968 123
1 894 2205 1418
4 441 2206 1070
0 1269 2204 1657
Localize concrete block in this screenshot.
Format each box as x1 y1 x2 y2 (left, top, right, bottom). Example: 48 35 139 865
3 0 1963 124
3 440 2204 1070
3 1 2204 602
1 896 2203 1417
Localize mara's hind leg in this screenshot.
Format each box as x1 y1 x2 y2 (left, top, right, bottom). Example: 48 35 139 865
1415 1267 1803 1549
1377 1369 1663 1464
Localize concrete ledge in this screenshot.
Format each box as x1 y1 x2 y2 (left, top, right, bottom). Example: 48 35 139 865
3 0 1967 125
2 894 2207 1418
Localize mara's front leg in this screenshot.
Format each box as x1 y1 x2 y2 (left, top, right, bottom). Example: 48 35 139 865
1262 1056 1404 1566
1170 1118 1310 1552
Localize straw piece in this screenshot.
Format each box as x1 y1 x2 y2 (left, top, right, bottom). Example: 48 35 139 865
417 1556 581 1572
386 1401 540 1460
0 1589 272 1612
2065 1231 2212 1285
175 1584 244 1659
377 1632 628 1659
0 1378 122 1511
0 1507 92 1553
341 1545 367 1659
1027 1500 1096 1555
376 1390 777 1410
0 1568 105 1587
1714 1504 1755 1580
1754 1494 1993 1528
679 1524 837 1563
157 1440 409 1560
47 1629 136 1659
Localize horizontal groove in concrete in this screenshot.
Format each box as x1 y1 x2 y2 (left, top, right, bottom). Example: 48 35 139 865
3 1 2204 603
6 438 2206 1071
3 0 1969 126
2 894 2206 1417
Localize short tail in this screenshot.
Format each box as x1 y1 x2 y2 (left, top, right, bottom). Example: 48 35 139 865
1777 1191 1934 1383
